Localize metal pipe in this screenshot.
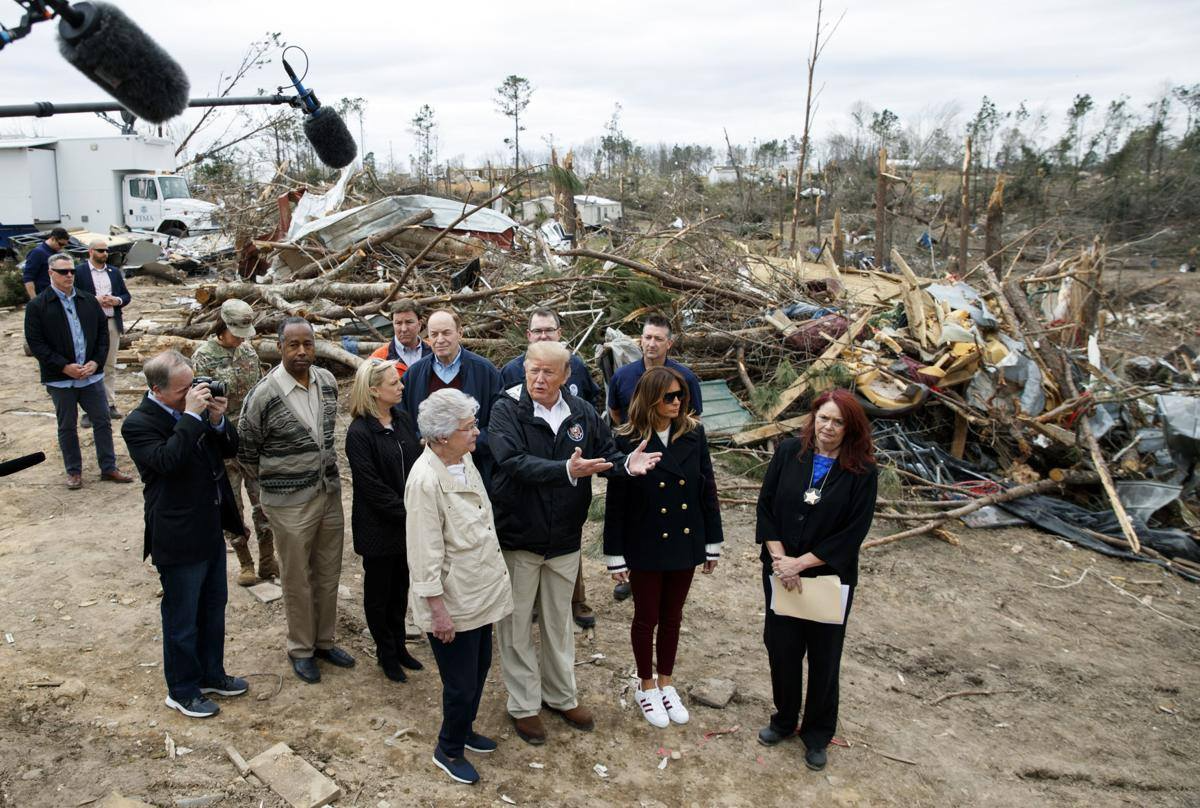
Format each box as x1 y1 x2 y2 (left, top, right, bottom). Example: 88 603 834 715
0 95 299 118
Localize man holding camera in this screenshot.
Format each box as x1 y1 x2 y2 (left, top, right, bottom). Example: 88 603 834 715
192 299 276 587
121 350 248 719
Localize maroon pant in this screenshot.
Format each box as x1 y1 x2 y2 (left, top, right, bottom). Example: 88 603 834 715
630 568 695 680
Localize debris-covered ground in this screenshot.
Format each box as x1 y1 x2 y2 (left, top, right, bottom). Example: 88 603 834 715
1 276 1198 807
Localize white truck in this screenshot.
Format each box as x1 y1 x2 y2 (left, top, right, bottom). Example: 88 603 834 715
0 133 217 253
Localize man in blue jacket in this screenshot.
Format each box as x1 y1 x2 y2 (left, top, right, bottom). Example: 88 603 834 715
500 307 604 628
22 227 71 299
401 308 503 486
490 340 660 745
75 238 132 419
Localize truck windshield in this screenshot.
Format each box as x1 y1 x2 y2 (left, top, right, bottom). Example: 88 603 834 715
157 176 191 200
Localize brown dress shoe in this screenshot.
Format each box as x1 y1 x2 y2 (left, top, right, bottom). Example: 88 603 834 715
544 703 595 731
66 474 82 490
101 469 134 483
512 713 547 745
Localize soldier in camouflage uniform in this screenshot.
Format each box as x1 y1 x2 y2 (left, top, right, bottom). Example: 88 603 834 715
192 299 277 586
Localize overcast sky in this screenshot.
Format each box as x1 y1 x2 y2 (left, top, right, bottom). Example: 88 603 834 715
1 0 1195 170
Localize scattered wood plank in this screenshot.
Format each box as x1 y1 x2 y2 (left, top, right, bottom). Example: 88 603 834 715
248 742 341 808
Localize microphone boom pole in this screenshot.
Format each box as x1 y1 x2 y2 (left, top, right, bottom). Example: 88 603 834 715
0 95 301 119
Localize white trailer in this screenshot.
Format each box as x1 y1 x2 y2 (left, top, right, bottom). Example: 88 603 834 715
0 134 216 250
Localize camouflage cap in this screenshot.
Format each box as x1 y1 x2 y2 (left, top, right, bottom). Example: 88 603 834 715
219 298 255 339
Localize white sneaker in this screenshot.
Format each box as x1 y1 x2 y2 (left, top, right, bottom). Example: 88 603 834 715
660 685 690 724
635 686 669 728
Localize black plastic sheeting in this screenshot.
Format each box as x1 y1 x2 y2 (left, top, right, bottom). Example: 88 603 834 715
999 495 1200 583
873 422 1200 582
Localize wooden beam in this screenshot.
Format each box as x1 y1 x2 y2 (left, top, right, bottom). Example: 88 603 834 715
764 311 872 421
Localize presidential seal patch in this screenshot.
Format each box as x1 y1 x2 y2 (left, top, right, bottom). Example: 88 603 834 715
567 423 585 442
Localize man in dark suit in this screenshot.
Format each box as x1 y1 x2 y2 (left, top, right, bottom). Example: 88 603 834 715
75 238 132 419
121 349 249 719
24 252 133 489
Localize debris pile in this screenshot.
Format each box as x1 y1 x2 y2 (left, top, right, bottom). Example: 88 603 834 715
118 167 1200 579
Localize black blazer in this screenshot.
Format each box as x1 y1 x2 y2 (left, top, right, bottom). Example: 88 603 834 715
344 407 420 557
24 286 109 384
490 387 626 559
604 425 723 572
74 262 132 333
755 438 878 587
121 394 243 566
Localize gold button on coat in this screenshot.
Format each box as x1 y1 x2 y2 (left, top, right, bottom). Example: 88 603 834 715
661 532 669 539
681 503 688 510
660 507 667 514
684 528 691 535
659 481 666 489
678 479 685 486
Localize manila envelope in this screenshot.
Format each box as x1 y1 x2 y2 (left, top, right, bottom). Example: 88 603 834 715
769 574 847 624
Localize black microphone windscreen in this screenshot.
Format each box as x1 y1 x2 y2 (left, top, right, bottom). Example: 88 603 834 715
57 2 190 123
0 451 46 478
304 107 358 169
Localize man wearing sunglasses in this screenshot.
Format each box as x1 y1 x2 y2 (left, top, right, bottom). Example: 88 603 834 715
75 239 132 421
24 253 133 489
22 227 71 299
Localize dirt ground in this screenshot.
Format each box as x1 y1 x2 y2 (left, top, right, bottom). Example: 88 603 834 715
1 274 1198 807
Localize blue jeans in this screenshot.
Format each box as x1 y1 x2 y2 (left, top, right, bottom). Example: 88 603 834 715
428 624 492 757
157 546 228 702
46 382 115 474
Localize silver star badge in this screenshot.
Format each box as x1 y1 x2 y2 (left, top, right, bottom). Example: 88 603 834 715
804 488 821 505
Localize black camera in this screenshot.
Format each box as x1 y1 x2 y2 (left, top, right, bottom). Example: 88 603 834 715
191 376 227 397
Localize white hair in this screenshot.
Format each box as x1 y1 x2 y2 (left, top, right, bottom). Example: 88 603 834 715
417 389 479 440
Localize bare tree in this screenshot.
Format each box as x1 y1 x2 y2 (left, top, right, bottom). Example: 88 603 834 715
495 75 534 172
409 104 437 190
789 2 844 255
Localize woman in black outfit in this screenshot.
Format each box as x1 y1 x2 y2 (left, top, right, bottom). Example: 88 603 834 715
345 358 424 682
755 387 877 770
605 366 722 728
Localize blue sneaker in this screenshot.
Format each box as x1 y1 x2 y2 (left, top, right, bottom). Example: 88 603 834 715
432 746 479 784
165 695 220 718
201 675 248 696
464 732 497 754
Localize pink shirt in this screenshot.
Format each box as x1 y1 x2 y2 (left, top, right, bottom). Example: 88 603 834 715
89 262 114 317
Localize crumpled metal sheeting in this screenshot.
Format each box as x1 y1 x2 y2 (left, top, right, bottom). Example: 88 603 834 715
1156 394 1200 488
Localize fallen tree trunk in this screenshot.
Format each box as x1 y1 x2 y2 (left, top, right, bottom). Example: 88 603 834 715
127 335 363 372
196 280 392 307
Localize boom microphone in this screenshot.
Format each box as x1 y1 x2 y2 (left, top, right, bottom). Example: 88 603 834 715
55 1 189 123
283 55 357 169
0 452 46 478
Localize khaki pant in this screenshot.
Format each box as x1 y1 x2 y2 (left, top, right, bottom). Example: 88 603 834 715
497 549 580 718
224 458 273 552
103 318 119 407
263 489 344 658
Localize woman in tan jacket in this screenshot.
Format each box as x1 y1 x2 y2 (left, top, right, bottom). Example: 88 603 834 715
406 389 513 786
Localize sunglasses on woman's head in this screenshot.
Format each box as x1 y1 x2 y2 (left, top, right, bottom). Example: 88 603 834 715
662 390 684 404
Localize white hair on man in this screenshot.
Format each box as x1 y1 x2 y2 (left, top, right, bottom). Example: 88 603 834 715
524 339 570 371
417 389 480 441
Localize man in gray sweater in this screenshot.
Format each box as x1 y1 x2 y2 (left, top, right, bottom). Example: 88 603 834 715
238 318 355 683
